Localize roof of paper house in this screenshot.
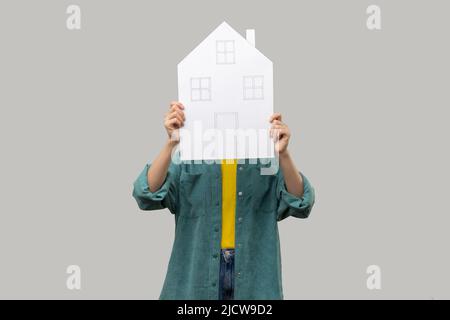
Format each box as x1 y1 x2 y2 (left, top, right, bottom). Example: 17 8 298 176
178 21 272 67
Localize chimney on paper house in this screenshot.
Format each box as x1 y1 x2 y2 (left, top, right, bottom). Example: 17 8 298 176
246 29 255 47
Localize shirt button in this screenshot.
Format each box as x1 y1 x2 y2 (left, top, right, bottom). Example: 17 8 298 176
238 191 243 196
238 217 243 223
239 166 243 171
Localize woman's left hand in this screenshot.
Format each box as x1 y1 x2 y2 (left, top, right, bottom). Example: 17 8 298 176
269 113 291 155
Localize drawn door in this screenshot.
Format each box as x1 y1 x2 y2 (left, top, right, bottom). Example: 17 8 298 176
214 112 238 159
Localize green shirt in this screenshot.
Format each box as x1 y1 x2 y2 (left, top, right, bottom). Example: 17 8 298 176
132 158 315 300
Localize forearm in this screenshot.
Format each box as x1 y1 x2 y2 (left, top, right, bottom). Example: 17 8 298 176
279 150 304 198
147 140 177 192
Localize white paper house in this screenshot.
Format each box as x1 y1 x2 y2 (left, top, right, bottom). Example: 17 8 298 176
178 22 274 161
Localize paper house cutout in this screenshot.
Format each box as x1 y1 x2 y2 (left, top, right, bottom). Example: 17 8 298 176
178 22 274 161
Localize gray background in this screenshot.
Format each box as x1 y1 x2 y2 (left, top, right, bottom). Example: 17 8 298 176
0 0 449 299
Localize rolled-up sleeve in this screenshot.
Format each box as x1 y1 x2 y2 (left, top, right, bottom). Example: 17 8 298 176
132 162 180 214
276 171 315 221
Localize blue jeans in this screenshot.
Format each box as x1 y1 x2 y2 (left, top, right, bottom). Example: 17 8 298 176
219 248 235 300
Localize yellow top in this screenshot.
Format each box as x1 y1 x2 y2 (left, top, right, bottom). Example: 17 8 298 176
221 159 237 249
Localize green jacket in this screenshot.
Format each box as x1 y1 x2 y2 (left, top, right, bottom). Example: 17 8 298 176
132 158 315 299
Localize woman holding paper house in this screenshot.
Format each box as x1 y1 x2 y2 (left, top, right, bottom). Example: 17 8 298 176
132 101 315 300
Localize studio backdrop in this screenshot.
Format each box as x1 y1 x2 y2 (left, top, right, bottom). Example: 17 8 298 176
0 0 449 299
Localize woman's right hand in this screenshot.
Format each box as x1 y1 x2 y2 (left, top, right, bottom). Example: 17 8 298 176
164 101 185 144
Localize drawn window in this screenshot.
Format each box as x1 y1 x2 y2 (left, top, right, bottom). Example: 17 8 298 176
243 76 264 100
216 40 235 64
191 77 211 101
